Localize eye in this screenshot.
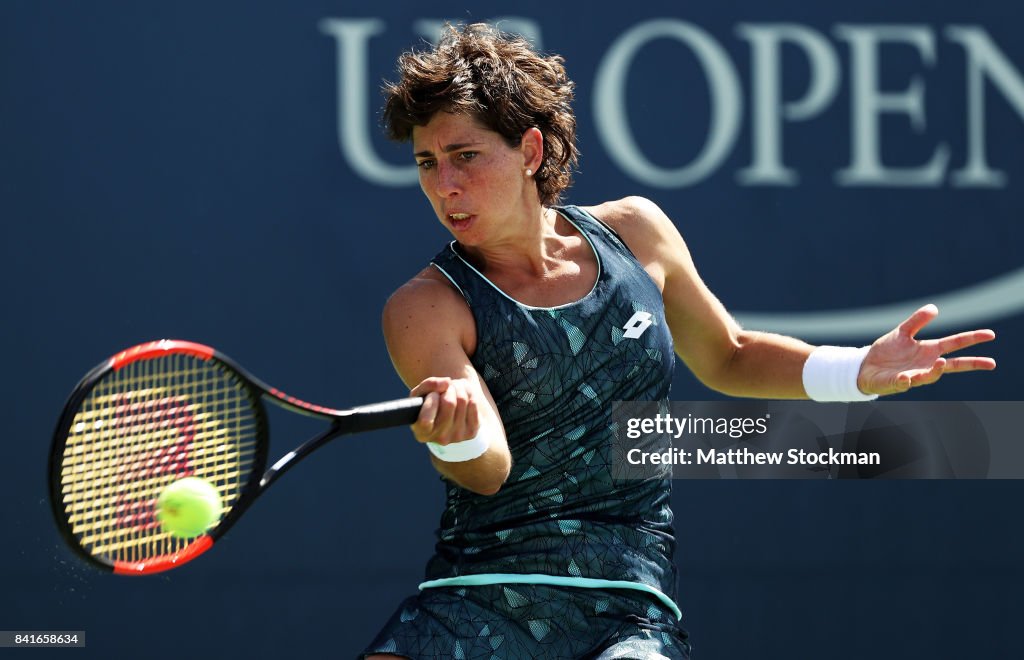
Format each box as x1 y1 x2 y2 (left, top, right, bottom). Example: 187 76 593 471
458 151 478 162
416 159 436 171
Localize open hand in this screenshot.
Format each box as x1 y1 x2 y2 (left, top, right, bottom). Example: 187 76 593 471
857 304 996 396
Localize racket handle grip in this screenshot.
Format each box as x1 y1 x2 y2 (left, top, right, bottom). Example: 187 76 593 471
347 396 423 432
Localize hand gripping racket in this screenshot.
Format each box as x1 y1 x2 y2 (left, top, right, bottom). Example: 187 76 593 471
48 339 422 575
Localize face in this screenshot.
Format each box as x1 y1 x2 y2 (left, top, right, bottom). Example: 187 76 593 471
412 112 538 245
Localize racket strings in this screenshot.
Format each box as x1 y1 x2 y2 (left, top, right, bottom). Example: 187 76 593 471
59 354 261 564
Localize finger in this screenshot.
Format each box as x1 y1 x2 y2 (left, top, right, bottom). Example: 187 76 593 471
410 376 451 398
897 304 939 339
465 393 481 438
933 329 996 355
892 360 943 390
431 384 460 441
446 380 470 440
942 356 998 373
413 391 441 439
905 357 946 388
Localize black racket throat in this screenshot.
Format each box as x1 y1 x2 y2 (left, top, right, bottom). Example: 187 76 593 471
257 397 424 489
257 422 344 490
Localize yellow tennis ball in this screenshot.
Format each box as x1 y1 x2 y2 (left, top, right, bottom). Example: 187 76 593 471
156 477 221 538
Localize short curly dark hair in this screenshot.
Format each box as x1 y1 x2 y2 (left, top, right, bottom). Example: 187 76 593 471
383 23 579 206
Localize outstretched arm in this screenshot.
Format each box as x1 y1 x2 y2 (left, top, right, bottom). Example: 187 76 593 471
591 197 996 399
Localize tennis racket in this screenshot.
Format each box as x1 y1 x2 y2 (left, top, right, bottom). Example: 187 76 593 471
49 339 422 575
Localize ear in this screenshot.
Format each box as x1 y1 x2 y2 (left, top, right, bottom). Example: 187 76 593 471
520 127 544 173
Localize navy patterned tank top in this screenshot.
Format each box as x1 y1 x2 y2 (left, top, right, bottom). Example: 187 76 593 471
425 205 678 607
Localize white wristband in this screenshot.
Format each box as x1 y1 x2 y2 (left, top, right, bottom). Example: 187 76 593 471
802 345 879 402
426 434 491 462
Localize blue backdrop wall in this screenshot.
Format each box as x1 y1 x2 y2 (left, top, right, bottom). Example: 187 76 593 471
2 1 1021 658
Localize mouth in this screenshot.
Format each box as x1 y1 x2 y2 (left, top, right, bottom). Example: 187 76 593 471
446 212 475 231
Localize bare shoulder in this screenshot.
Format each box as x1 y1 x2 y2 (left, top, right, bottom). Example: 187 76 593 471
383 267 474 334
582 195 670 232
385 266 463 312
582 196 682 251
581 196 684 287
382 266 476 366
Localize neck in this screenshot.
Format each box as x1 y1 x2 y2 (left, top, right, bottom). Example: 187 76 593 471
461 205 570 277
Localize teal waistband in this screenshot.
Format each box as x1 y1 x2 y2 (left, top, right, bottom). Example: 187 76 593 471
418 573 682 621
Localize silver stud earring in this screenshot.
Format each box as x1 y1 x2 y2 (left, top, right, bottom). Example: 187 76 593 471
525 169 533 177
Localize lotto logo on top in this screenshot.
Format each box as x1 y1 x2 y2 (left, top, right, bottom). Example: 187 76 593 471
622 312 654 339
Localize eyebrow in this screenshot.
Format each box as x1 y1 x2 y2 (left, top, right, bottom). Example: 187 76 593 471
413 142 483 159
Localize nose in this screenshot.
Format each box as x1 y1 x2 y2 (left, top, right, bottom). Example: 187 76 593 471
433 161 461 198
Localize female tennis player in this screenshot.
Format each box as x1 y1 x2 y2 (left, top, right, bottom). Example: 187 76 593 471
363 24 996 659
